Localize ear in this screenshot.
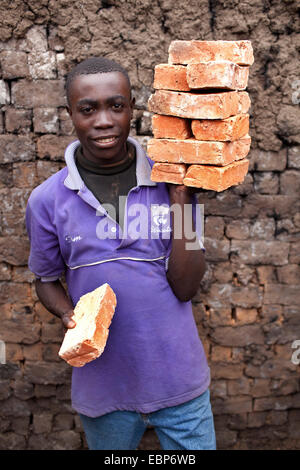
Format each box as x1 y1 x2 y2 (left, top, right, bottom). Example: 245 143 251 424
66 105 72 118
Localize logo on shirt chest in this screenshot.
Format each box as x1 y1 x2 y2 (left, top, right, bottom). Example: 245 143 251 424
94 202 172 241
64 234 83 243
151 205 171 234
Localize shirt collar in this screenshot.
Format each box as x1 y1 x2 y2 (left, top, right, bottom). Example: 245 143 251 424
63 136 157 190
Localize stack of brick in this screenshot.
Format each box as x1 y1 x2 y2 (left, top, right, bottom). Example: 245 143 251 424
147 40 254 192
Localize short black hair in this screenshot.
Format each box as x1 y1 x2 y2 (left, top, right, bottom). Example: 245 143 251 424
65 56 131 105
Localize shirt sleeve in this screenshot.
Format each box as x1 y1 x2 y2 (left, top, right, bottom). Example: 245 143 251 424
25 199 66 279
37 275 61 282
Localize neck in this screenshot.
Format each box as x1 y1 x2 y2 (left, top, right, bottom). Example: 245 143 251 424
83 143 128 168
75 142 135 175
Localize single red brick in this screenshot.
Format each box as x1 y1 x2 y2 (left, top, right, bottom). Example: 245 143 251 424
148 90 250 119
59 284 117 367
152 114 192 139
187 61 249 90
168 40 254 66
191 114 249 141
151 162 187 184
147 135 251 166
183 159 249 192
153 64 190 91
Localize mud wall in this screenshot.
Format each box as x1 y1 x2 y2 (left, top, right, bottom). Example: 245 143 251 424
0 0 299 450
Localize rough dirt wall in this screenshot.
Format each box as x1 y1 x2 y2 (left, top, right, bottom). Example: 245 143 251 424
0 0 299 450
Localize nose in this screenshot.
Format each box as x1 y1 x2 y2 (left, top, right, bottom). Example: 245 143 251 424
94 109 114 128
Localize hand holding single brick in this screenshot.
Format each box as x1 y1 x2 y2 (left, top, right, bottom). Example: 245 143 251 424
35 278 77 333
59 283 117 367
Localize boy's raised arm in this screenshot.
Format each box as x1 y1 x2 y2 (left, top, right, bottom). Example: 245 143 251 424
166 184 206 302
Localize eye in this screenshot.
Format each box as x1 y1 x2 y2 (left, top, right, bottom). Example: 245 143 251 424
112 103 124 111
80 106 94 115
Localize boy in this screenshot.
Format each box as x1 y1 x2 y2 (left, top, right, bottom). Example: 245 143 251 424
25 57 216 450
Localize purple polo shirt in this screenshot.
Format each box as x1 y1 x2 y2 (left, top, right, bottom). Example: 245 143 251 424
26 137 210 417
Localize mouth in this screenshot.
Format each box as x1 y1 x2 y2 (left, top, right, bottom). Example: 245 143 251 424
92 136 119 147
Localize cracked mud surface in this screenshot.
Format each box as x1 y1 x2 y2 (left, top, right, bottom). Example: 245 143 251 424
1 0 299 151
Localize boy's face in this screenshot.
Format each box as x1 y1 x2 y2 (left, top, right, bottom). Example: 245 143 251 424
67 71 134 165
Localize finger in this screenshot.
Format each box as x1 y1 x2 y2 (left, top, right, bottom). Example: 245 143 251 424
167 183 190 194
66 318 76 329
61 313 76 329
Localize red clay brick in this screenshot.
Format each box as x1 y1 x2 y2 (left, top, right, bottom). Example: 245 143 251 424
152 114 192 139
183 159 249 192
168 40 254 66
191 114 249 141
151 162 187 184
153 64 190 91
148 90 250 120
187 61 249 90
59 283 117 367
147 135 251 166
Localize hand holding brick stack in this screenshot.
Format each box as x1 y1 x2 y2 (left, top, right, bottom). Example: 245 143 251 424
147 40 254 192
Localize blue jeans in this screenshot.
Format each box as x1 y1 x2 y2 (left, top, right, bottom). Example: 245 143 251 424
79 389 216 450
